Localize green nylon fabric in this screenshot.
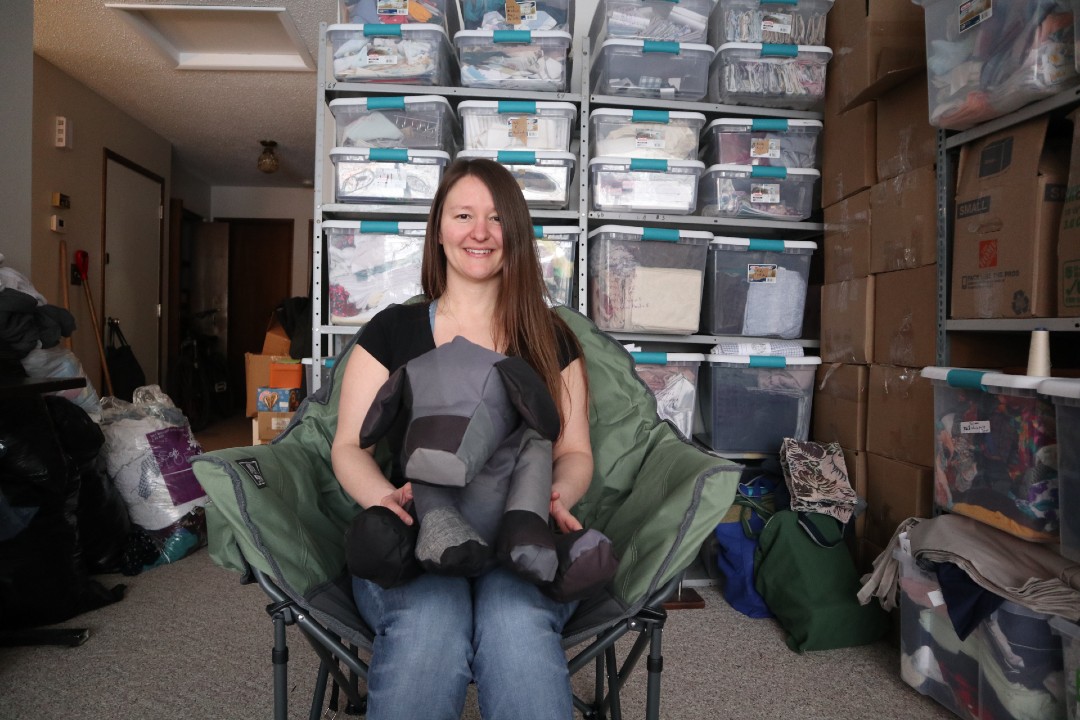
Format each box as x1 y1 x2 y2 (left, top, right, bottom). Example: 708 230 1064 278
192 308 739 606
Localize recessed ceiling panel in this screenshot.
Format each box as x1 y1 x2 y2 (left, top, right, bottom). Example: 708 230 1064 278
106 4 315 71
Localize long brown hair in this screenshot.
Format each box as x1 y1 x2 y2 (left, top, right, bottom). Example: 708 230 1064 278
422 158 585 424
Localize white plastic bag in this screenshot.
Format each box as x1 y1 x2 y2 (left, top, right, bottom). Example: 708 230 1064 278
99 385 207 531
20 345 103 421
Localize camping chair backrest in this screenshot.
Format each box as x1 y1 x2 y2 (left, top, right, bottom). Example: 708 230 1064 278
194 307 738 612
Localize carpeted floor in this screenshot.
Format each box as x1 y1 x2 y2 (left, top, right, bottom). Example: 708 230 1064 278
0 413 956 719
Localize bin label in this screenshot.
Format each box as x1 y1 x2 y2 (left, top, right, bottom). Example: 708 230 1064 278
751 138 780 159
761 13 792 36
747 264 777 283
635 128 666 149
365 46 400 65
750 183 780 204
378 0 409 15
959 0 992 33
960 420 991 434
507 116 539 141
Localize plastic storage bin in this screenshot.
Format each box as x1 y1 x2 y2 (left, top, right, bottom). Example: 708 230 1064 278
702 118 822 168
1051 615 1080 720
710 42 832 110
330 147 450 203
601 0 715 44
915 0 1077 130
921 367 1059 543
329 96 459 152
897 547 1066 720
327 24 452 85
587 225 712 334
701 237 816 339
1039 378 1080 562
589 108 706 161
459 100 576 151
698 165 819 220
630 352 705 438
699 354 820 454
456 149 576 209
589 157 704 214
533 225 578 306
593 39 714 100
454 29 572 91
341 0 453 34
459 0 574 31
324 220 426 325
712 0 834 45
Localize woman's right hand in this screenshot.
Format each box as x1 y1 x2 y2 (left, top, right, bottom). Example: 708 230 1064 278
380 482 414 525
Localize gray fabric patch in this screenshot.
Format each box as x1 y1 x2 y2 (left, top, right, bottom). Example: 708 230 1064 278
415 505 487 566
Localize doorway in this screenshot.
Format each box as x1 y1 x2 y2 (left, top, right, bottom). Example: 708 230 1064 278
102 151 165 388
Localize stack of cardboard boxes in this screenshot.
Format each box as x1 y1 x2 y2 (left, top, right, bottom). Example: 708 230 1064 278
814 0 936 573
245 317 303 444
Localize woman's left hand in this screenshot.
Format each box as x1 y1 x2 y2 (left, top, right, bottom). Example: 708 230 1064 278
550 490 582 534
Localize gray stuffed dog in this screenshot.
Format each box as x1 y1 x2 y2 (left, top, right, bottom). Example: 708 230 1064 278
345 336 618 602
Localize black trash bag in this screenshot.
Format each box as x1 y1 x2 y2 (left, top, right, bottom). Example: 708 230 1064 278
0 398 125 630
44 396 132 575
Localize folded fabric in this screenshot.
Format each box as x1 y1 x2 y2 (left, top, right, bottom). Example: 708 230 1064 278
779 438 857 524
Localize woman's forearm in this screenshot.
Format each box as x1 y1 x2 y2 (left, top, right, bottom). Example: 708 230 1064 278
551 449 593 509
331 442 397 509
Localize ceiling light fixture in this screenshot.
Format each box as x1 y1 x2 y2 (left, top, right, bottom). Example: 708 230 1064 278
257 140 279 174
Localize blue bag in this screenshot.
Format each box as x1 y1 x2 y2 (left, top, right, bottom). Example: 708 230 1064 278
714 474 778 618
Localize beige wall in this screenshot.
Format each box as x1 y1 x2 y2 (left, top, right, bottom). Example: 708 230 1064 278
211 186 315 298
1 1 33 274
31 55 173 391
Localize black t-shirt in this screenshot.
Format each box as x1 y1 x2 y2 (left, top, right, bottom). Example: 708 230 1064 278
357 302 579 373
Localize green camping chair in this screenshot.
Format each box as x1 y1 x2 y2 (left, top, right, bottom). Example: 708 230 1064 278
191 306 740 720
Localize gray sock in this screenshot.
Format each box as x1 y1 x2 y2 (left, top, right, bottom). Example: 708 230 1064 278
416 506 488 568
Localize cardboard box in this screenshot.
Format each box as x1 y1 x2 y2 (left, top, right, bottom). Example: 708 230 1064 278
1058 110 1080 316
870 166 937 274
873 264 937 368
262 316 291 356
812 363 869 451
255 386 300 413
844 448 868 553
952 116 1068 319
864 452 932 550
866 363 934 467
824 0 926 114
257 411 295 442
823 191 871 283
820 277 875 364
245 353 292 418
876 74 936 182
822 102 877 208
269 359 303 389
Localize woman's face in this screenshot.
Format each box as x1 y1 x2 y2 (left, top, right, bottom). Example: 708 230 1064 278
439 174 504 286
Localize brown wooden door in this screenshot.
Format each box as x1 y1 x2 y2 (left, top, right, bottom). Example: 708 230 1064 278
224 218 293 412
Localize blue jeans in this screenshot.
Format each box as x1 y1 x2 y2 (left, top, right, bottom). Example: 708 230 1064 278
352 568 578 720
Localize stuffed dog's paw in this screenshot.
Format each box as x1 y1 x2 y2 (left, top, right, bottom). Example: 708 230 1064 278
345 506 422 589
543 529 619 603
497 510 558 584
416 506 491 576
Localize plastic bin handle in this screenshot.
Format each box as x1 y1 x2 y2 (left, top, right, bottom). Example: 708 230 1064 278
632 109 670 123
363 23 403 36
631 351 669 364
494 30 532 43
369 148 410 162
750 166 788 178
747 238 785 252
497 150 537 164
498 100 538 113
763 0 799 5
642 40 681 54
641 227 681 242
630 158 668 172
748 355 787 368
360 220 400 234
760 43 799 57
533 225 544 238
751 118 789 131
366 96 407 110
946 368 988 390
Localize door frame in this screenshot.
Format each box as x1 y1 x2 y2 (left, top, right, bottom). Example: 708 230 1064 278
101 149 166 384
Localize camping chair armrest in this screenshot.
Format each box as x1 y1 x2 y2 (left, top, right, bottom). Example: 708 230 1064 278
602 432 740 604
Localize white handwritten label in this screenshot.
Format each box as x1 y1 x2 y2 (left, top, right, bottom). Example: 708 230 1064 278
960 420 990 434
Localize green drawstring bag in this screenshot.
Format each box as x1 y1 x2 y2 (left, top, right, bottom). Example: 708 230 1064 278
754 510 889 652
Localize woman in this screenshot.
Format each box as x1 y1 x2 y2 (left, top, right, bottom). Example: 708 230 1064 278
331 157 593 720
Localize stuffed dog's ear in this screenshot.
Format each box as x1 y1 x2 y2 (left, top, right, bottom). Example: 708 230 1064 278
495 356 561 441
360 366 409 448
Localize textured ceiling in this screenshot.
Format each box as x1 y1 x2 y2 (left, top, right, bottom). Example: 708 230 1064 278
34 0 339 189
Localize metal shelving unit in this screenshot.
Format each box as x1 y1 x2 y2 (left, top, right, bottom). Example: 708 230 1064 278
934 85 1080 365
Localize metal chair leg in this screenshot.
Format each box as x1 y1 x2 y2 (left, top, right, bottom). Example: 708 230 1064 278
267 599 296 720
309 661 330 720
605 644 622 720
644 614 666 720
